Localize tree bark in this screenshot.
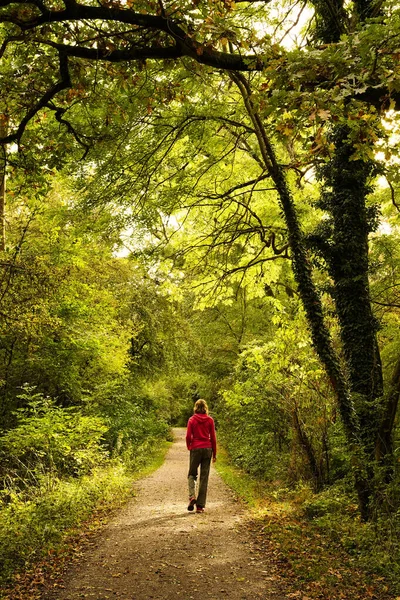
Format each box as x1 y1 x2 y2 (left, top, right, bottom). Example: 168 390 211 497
316 126 384 458
0 114 7 252
292 406 324 491
376 355 400 463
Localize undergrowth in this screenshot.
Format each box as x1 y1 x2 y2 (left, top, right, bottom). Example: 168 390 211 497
216 446 398 600
0 439 171 593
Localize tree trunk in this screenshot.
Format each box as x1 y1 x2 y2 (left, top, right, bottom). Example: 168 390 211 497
0 114 7 252
317 126 384 459
376 355 400 463
292 406 324 491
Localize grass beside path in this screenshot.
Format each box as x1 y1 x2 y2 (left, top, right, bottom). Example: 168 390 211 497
0 439 172 600
215 446 397 600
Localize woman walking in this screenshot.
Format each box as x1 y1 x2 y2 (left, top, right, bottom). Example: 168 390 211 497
186 399 217 513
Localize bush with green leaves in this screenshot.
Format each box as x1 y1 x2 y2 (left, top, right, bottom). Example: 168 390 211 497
0 463 133 585
217 319 346 489
0 388 108 489
84 377 170 468
217 345 291 481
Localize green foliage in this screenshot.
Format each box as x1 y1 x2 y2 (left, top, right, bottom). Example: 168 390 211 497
86 377 170 468
217 309 341 489
219 377 290 481
0 464 131 584
0 388 108 485
303 486 400 590
215 446 271 508
0 182 137 424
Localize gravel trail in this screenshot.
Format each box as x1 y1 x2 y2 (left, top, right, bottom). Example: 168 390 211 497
43 428 286 600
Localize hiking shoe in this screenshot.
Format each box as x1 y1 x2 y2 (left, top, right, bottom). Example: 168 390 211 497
187 497 196 511
196 506 205 513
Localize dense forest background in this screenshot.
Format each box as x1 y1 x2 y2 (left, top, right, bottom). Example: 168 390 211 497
2 0 400 592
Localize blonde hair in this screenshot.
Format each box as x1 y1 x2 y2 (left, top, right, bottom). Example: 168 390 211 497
194 399 209 414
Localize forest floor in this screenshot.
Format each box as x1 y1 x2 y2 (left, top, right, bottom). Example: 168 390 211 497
2 429 396 600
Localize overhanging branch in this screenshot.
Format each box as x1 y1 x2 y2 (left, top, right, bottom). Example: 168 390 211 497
44 40 182 62
0 0 266 70
0 51 72 146
1 0 400 103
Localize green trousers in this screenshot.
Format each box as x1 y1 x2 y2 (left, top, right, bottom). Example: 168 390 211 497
188 447 212 508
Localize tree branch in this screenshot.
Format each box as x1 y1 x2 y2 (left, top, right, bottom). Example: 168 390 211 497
46 102 91 158
44 40 183 63
0 51 72 146
0 1 266 70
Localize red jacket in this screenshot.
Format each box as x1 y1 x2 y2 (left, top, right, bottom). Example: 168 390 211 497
186 413 217 458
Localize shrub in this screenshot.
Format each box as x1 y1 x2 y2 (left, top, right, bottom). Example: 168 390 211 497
0 390 108 488
0 464 132 584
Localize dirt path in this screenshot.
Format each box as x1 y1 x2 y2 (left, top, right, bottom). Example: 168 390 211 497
43 428 286 600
